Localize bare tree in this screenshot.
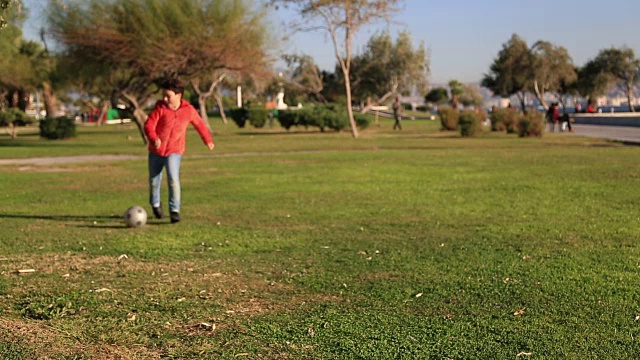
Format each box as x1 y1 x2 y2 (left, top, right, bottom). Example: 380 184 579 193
271 0 404 138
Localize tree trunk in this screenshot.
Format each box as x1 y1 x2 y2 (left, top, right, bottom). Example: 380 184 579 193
626 83 635 112
342 69 359 138
121 91 149 144
214 92 228 125
517 92 527 114
9 123 16 139
96 101 109 127
360 87 397 114
198 94 213 131
10 90 19 108
132 107 148 145
42 82 58 118
533 80 548 111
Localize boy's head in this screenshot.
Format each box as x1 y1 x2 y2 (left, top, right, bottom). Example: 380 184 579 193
160 78 184 108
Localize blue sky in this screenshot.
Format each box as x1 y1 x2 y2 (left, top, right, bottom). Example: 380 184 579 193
22 0 640 84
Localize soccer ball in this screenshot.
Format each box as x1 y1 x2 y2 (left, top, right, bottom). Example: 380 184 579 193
124 206 147 228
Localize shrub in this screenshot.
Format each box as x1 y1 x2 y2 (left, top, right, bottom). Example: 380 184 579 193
416 105 433 112
490 108 519 133
518 111 545 138
458 111 480 137
277 105 370 132
438 107 459 131
247 108 269 128
0 108 35 139
277 110 298 130
354 113 371 130
228 108 248 128
39 116 76 140
0 108 33 127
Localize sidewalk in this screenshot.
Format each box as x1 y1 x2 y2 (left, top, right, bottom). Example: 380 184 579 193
570 124 640 145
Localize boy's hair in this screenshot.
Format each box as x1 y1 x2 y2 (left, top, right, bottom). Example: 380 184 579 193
160 78 185 95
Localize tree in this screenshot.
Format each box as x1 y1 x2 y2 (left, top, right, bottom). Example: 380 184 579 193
49 0 272 143
271 0 404 138
0 0 20 29
587 47 640 112
482 34 532 113
350 31 429 113
459 84 484 108
529 41 577 110
425 87 448 105
448 80 463 108
281 53 327 103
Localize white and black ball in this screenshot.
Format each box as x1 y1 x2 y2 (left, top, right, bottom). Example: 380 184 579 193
124 206 147 228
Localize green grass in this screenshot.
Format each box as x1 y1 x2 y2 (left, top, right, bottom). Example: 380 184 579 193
1 118 640 358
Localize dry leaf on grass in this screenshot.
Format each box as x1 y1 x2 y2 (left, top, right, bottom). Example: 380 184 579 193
516 351 533 357
513 308 526 316
17 269 36 274
186 322 216 332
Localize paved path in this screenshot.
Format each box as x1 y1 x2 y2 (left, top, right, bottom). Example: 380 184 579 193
1 125 638 167
570 124 640 145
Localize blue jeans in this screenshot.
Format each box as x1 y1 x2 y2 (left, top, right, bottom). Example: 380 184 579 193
148 153 181 213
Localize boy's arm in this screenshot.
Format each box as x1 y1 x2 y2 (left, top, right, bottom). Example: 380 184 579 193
144 104 161 145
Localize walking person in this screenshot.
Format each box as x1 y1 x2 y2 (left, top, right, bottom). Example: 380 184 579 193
392 96 403 130
144 78 215 223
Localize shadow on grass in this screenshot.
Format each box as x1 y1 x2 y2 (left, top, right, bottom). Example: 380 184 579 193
0 214 122 221
0 213 170 229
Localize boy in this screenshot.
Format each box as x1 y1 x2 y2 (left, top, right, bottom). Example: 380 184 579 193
144 78 215 223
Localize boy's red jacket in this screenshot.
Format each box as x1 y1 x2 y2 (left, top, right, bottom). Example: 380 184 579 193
144 99 213 156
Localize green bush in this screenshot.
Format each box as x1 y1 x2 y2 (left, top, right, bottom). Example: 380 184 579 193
228 108 248 128
0 108 34 127
416 105 433 112
490 108 519 133
458 111 480 137
277 110 298 130
247 108 269 128
277 105 370 133
354 113 371 130
438 107 459 131
518 111 545 138
39 116 76 140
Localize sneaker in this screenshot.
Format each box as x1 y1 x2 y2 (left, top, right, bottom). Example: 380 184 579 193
152 205 164 219
170 211 180 224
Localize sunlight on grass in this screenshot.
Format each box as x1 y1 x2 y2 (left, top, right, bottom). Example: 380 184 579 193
1 119 639 358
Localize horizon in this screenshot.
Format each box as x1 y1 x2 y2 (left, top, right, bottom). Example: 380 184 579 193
19 0 640 85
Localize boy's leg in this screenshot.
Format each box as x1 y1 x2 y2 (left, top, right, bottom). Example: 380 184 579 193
148 153 165 210
166 153 182 214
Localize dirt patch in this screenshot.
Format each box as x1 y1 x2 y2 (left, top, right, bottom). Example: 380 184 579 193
0 317 163 359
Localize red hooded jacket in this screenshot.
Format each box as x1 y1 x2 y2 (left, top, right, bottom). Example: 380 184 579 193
144 99 213 156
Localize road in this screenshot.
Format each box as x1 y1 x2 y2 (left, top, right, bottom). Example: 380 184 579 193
570 124 640 145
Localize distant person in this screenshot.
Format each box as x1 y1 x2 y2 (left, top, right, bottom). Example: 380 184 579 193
392 96 403 130
546 103 560 132
144 78 215 224
586 100 596 113
561 113 573 132
574 103 582 113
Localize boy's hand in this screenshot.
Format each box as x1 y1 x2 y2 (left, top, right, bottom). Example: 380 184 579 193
207 142 215 150
154 138 161 149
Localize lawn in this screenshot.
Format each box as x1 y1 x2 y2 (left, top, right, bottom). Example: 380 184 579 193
1 118 640 359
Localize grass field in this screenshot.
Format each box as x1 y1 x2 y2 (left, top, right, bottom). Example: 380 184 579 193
1 118 640 359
